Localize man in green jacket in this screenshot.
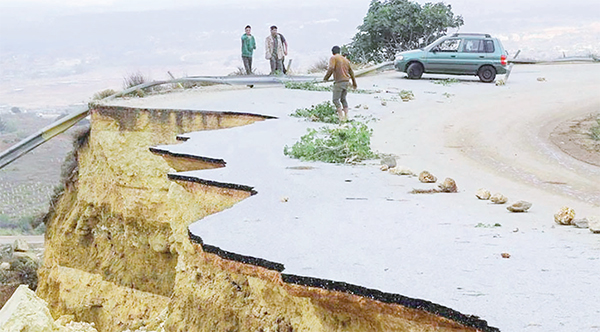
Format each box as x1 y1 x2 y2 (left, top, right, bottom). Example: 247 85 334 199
241 25 256 75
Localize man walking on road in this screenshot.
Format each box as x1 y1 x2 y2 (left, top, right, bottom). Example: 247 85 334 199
265 25 288 75
324 45 357 122
241 25 256 75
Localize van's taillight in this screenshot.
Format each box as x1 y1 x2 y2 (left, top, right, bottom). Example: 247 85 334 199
501 54 507 66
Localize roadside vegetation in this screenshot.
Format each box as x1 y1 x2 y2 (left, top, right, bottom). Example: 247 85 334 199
92 89 117 100
307 58 330 73
122 71 156 97
590 115 600 141
345 0 463 63
284 121 376 164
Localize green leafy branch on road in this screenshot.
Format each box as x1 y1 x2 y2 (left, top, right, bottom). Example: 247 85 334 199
284 121 376 164
290 101 340 124
284 81 376 94
433 78 460 86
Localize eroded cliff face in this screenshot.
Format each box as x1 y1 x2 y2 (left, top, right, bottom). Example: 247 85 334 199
37 105 497 332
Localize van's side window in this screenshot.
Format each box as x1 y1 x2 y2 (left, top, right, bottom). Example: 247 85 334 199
484 40 495 53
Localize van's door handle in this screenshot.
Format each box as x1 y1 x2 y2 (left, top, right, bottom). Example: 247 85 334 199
479 56 485 58
450 55 456 58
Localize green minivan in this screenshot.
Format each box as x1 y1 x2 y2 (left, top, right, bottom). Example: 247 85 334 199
394 33 508 83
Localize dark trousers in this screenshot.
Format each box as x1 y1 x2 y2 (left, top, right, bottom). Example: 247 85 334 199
242 56 253 75
270 57 284 75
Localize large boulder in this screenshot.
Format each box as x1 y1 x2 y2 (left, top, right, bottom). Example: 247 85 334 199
0 285 59 332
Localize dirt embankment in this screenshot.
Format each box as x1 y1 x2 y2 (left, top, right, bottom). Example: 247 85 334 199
550 112 600 167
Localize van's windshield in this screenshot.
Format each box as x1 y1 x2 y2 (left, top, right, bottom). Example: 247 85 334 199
423 36 448 51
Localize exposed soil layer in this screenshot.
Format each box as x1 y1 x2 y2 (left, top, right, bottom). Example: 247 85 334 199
550 112 600 167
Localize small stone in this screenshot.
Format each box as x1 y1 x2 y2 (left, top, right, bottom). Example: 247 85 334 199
418 171 437 183
490 193 508 204
501 253 511 259
588 216 600 233
389 166 415 176
507 200 532 212
354 104 361 109
438 178 457 193
380 164 389 171
537 77 546 82
363 105 369 110
495 79 505 86
12 239 30 252
0 262 9 270
572 218 589 229
475 188 491 200
380 156 397 168
381 100 387 106
280 197 289 203
554 206 575 225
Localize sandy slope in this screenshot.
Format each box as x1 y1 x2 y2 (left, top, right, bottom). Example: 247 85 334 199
106 63 599 331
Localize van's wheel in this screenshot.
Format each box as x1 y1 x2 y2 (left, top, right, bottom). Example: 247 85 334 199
478 65 496 83
406 63 424 79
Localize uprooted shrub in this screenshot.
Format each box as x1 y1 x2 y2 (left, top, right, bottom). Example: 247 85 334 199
290 101 339 124
284 121 376 163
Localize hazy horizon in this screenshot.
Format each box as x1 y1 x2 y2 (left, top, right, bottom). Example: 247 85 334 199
1 0 599 110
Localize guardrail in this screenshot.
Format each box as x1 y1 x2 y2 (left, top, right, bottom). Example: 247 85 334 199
0 66 394 170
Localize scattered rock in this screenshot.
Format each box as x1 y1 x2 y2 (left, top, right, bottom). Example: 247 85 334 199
280 196 289 203
490 193 508 204
573 218 589 229
537 77 546 82
437 178 457 193
380 156 397 168
0 262 9 270
354 104 361 109
475 188 491 200
554 206 575 225
381 100 387 106
507 201 532 212
418 171 437 183
12 239 30 252
0 285 59 332
495 79 505 86
501 253 511 259
0 285 99 332
363 105 369 110
588 216 600 233
60 321 98 332
380 164 389 171
389 166 415 176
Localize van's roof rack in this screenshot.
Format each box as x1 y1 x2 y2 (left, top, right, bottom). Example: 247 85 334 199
452 33 491 38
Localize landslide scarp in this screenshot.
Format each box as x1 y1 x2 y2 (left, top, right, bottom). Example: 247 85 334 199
36 104 499 332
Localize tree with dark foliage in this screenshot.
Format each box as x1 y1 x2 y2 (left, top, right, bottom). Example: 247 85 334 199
347 0 464 62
